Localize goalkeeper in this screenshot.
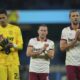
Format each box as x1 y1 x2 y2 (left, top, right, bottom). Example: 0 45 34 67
0 10 23 80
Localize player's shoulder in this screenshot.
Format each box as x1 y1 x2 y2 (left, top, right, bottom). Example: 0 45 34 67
8 23 20 30
47 39 54 44
29 37 37 42
62 26 70 32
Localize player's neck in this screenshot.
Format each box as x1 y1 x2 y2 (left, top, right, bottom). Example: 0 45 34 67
38 36 47 41
0 23 8 28
71 23 79 30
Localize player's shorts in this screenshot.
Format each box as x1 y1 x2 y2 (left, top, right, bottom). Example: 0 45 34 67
29 72 49 80
66 65 80 80
0 65 20 80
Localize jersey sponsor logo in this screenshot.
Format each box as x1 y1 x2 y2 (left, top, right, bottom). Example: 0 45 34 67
33 48 42 52
68 38 74 42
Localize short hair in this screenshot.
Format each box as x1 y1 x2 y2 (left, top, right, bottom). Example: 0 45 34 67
0 10 7 15
38 24 48 30
69 9 79 17
39 24 47 28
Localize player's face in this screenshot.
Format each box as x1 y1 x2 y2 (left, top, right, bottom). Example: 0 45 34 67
38 26 48 38
70 12 80 24
0 14 7 24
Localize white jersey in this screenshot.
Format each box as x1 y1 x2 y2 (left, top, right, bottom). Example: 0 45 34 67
28 37 54 73
61 27 80 66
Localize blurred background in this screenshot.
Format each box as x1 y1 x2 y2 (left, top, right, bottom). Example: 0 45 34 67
1 0 80 80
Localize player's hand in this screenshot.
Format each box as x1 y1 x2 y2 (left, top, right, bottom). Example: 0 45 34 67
0 46 3 51
75 29 80 41
4 41 12 55
0 35 3 42
0 35 4 46
5 42 13 48
37 49 44 54
0 38 13 55
43 44 49 51
36 44 49 55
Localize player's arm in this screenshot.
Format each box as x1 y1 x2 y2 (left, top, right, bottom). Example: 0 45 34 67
60 28 77 52
15 27 23 50
60 39 77 52
75 29 80 41
26 46 40 57
0 35 4 51
26 39 41 57
0 41 3 51
0 46 3 51
60 28 80 52
38 42 55 59
37 50 55 59
11 27 23 51
44 42 55 59
41 49 55 59
36 49 55 59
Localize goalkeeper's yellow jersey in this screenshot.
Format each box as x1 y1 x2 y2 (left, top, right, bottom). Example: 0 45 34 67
0 23 23 65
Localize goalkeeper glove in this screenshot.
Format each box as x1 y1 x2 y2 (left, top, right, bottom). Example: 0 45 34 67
0 39 13 55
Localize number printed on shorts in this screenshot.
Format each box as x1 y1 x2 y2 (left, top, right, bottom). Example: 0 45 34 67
14 73 19 79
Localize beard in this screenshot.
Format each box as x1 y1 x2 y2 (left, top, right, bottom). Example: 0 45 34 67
73 20 79 25
73 22 78 25
0 21 7 27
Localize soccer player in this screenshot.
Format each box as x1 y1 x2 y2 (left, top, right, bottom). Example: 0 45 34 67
26 25 55 80
0 10 23 80
60 10 80 80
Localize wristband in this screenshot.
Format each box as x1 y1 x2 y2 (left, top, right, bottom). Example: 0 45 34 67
44 50 48 54
13 44 18 48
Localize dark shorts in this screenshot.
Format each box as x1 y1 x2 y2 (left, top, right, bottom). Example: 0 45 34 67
66 65 80 80
29 72 49 80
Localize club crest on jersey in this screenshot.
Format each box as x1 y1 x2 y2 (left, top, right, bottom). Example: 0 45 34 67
68 31 75 40
8 31 13 35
